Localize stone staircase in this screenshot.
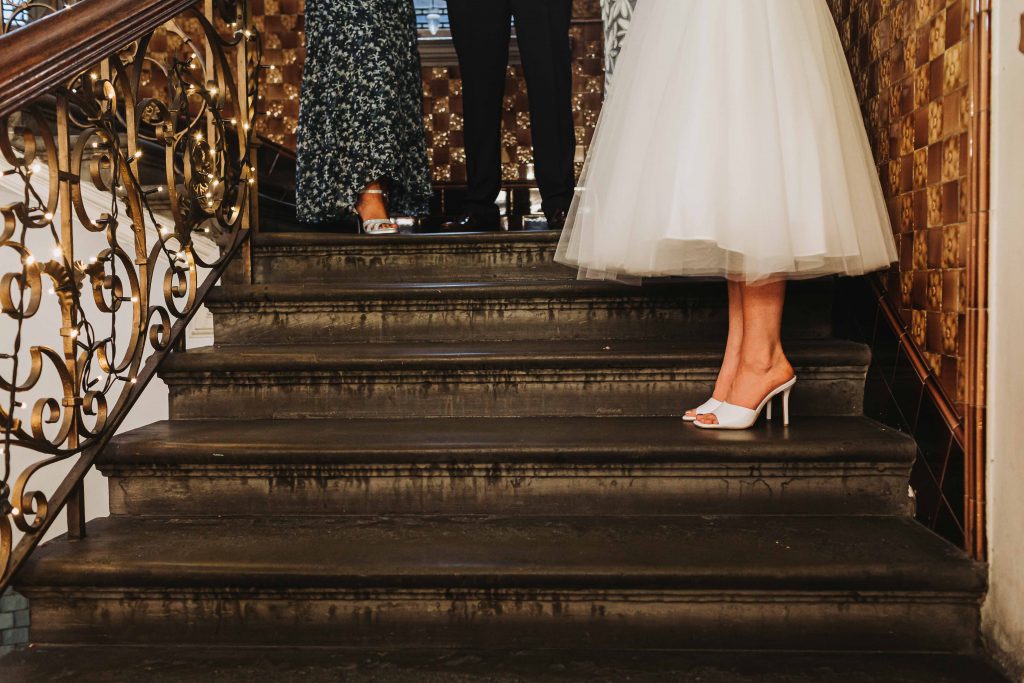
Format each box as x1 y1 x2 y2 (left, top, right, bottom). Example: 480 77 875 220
4 230 1004 680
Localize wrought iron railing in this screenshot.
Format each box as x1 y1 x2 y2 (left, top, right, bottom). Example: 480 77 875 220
0 0 261 591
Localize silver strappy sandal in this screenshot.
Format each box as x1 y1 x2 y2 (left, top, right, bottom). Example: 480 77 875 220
358 188 400 235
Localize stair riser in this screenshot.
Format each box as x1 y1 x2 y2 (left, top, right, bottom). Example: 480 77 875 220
103 462 913 517
208 297 833 344
210 299 727 345
164 366 866 419
252 243 565 283
24 589 979 653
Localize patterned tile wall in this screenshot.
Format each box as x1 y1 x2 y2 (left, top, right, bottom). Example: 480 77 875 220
827 0 970 417
827 0 976 549
251 0 306 148
252 0 605 185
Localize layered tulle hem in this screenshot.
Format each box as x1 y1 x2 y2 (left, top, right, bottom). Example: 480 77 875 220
555 237 894 285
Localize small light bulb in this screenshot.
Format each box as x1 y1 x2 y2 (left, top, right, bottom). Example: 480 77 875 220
242 123 250 131
156 186 165 193
209 87 218 96
88 256 97 264
130 377 138 384
48 287 55 295
160 227 171 236
69 329 78 338
52 247 62 259
131 296 138 303
92 141 99 149
23 255 35 265
194 132 203 141
44 212 53 221
11 507 19 516
89 73 98 80
134 150 143 159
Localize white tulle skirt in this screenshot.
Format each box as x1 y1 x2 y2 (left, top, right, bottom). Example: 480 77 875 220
556 0 898 283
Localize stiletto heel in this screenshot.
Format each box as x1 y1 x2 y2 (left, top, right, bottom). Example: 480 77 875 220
682 397 722 422
358 188 400 235
766 398 773 422
694 376 798 431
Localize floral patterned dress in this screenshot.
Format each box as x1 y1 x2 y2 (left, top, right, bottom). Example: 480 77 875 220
601 0 638 91
296 0 431 224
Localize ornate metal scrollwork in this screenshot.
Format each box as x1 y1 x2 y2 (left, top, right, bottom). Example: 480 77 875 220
0 0 261 588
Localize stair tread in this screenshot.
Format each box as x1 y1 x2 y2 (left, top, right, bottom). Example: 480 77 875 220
0 647 1008 682
162 339 870 371
19 515 983 592
253 230 562 249
100 416 914 466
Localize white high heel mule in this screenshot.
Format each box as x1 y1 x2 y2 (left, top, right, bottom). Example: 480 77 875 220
693 377 797 431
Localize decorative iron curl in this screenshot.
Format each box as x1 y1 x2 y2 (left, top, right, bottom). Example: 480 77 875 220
1 0 260 591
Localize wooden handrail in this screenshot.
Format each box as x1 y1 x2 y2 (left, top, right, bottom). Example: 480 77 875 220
0 0 198 117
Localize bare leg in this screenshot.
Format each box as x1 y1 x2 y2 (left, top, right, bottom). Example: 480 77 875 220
356 179 395 225
685 281 743 418
697 280 794 425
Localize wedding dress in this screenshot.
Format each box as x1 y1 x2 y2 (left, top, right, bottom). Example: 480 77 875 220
556 0 898 283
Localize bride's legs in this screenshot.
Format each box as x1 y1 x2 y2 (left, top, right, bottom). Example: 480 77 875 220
697 280 794 425
685 281 744 418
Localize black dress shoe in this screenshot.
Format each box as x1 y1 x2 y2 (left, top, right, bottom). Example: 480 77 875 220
545 208 569 232
441 210 501 232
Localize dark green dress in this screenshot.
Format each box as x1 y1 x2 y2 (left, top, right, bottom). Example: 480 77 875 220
296 0 431 224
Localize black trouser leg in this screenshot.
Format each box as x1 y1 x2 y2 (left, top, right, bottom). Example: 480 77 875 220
447 0 511 216
511 0 576 218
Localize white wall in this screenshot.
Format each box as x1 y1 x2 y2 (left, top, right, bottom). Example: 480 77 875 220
985 3 1024 679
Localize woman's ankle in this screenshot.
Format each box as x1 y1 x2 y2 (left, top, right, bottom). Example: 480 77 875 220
357 191 389 221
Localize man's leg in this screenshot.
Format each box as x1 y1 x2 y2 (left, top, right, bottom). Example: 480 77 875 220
510 0 576 222
447 0 512 220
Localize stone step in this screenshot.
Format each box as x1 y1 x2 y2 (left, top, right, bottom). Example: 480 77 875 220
16 515 984 652
160 340 870 419
251 230 568 283
0 646 1008 682
206 279 833 344
99 416 915 517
